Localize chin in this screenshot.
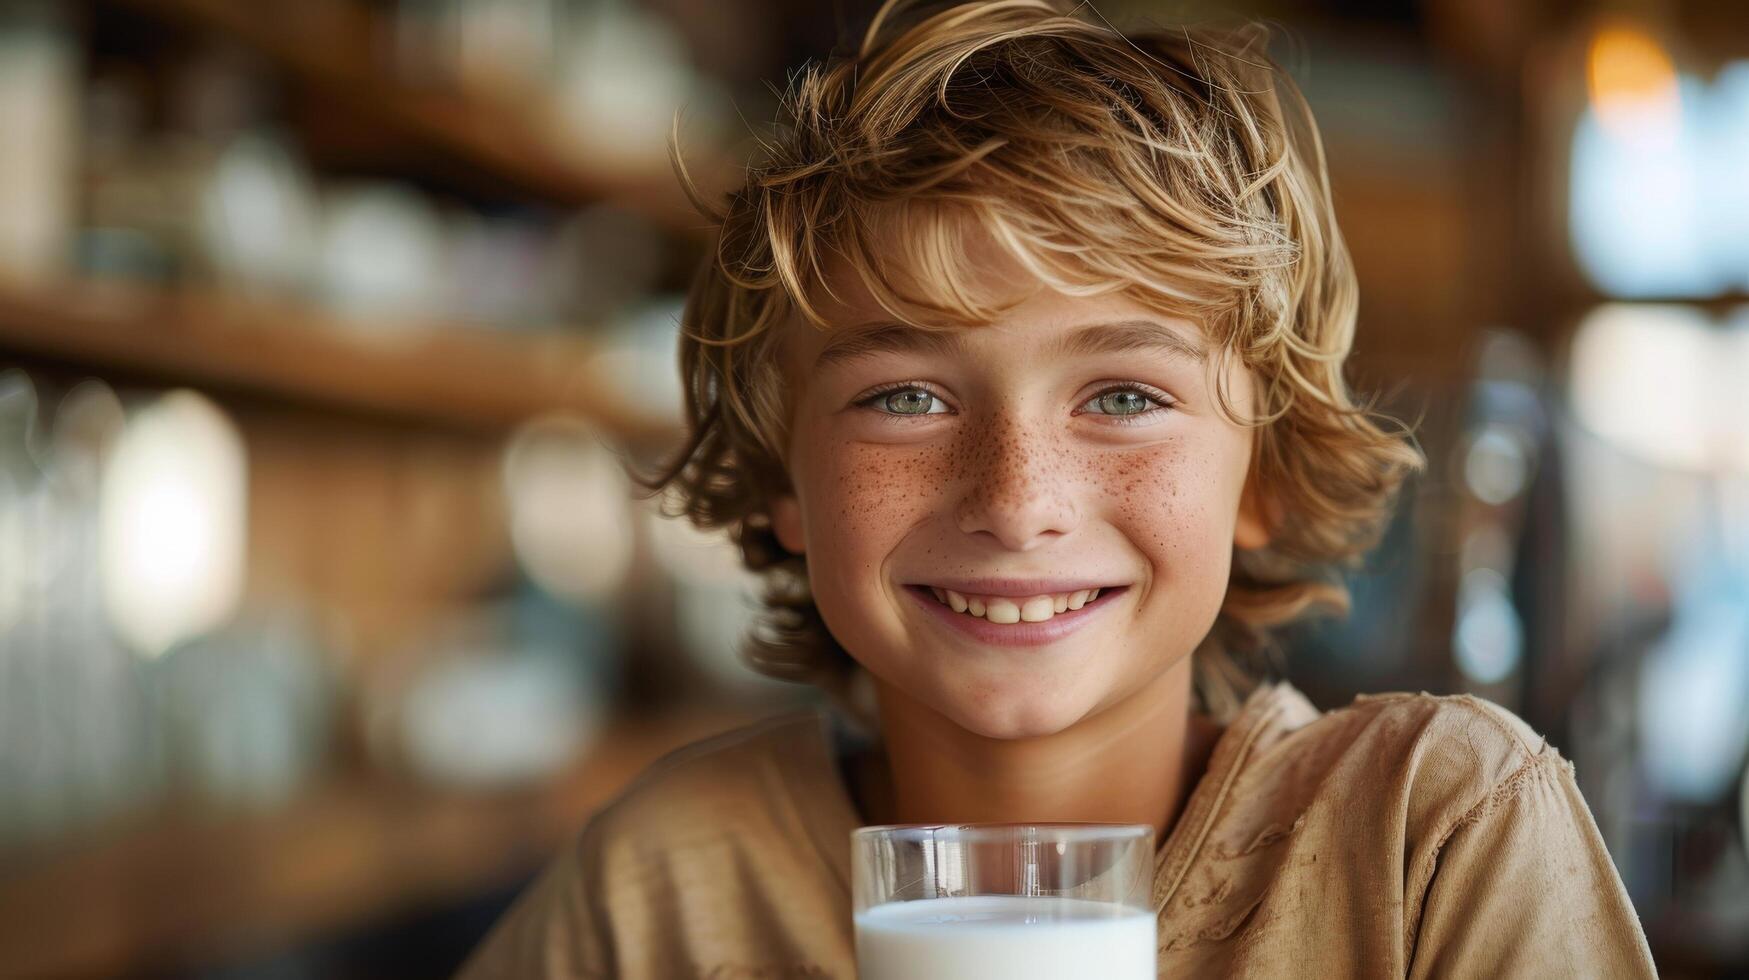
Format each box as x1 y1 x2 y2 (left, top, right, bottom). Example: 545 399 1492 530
938 686 1094 741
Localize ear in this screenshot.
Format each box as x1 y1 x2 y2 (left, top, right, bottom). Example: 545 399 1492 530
770 493 806 555
1234 472 1276 552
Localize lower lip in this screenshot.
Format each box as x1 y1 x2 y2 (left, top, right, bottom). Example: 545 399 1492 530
902 585 1129 647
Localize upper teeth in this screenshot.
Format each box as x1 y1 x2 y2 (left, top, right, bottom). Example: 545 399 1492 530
927 587 1103 623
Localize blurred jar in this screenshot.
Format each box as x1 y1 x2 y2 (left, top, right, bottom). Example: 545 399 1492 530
361 598 609 788
582 296 687 427
554 0 720 175
544 204 667 324
394 0 562 96
500 414 638 605
198 130 322 299
148 606 337 809
644 491 797 699
316 182 448 324
444 210 556 328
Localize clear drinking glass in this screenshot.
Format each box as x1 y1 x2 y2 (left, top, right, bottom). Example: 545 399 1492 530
851 823 1156 979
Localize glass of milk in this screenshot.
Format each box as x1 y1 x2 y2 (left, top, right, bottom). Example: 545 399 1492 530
851 823 1155 979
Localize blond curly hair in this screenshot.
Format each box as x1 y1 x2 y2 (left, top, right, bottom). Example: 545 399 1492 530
635 0 1426 724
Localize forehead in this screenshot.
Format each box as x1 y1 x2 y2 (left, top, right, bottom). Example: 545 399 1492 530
776 200 1231 386
808 312 1210 374
770 199 1254 409
781 233 1212 375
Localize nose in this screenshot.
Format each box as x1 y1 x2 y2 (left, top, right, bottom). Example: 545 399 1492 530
953 417 1080 551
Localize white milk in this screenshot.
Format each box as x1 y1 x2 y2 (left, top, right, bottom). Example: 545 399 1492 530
854 895 1156 979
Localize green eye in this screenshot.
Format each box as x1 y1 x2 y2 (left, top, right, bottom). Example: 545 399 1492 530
858 386 946 416
1094 390 1152 415
856 383 1172 424
883 389 936 415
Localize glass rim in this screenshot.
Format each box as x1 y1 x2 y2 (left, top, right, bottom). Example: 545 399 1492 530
852 822 1152 844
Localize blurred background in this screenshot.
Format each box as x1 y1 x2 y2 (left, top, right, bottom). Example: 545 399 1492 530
0 0 1743 976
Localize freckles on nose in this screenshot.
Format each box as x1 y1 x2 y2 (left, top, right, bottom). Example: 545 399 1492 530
951 426 1077 510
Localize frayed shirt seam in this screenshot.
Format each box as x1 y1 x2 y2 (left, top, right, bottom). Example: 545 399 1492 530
1400 747 1568 959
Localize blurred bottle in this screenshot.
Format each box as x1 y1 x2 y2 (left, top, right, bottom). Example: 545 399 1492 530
0 374 163 851
1449 329 1555 705
0 0 76 281
42 381 163 833
1634 487 1749 806
79 43 281 287
78 71 179 282
0 370 48 848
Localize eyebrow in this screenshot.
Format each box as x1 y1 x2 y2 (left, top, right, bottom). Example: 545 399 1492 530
812 318 1209 370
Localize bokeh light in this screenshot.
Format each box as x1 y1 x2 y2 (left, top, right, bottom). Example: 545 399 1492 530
99 390 246 658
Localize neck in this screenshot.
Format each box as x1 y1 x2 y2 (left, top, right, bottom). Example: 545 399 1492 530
851 657 1221 845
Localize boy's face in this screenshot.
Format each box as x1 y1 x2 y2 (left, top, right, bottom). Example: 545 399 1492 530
769 236 1271 741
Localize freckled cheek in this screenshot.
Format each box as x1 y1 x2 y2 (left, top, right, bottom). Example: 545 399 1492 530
812 444 950 557
1104 445 1235 574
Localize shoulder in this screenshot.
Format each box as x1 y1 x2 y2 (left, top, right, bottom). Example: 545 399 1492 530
578 711 833 867
1238 688 1565 843
1247 685 1555 779
1325 689 1552 766
1344 689 1555 781
608 711 827 807
458 713 848 978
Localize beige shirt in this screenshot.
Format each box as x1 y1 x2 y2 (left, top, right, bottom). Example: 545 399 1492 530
458 681 1658 978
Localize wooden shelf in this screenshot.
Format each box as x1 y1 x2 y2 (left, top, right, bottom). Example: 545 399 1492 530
0 707 766 977
0 278 682 443
102 0 730 230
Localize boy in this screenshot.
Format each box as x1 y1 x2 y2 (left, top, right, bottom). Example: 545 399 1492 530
461 1 1659 976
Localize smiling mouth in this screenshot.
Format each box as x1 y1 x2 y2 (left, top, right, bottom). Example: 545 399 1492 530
906 584 1130 625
